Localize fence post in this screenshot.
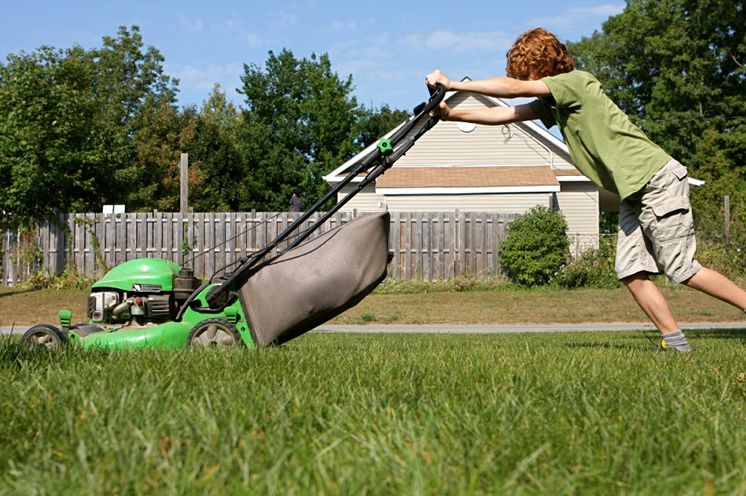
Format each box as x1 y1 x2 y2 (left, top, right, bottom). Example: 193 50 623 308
724 195 730 241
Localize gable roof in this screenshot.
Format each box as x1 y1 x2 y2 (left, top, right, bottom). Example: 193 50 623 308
323 78 580 185
376 166 560 195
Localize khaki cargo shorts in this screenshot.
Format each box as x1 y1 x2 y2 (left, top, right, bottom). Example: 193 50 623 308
616 159 702 284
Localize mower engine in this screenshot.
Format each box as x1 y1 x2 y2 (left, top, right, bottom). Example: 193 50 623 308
86 259 201 327
88 289 173 324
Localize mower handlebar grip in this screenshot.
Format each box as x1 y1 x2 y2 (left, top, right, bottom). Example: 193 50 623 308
424 83 446 113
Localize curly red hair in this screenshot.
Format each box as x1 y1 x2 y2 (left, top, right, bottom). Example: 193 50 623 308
506 28 574 80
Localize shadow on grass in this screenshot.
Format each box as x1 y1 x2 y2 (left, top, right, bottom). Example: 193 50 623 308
0 287 41 299
563 328 746 351
563 342 641 351
686 328 746 341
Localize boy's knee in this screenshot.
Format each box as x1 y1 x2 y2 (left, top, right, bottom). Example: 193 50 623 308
621 272 649 287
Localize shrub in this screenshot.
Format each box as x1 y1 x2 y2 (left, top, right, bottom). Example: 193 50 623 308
20 268 93 291
554 235 620 289
499 205 569 287
695 237 746 279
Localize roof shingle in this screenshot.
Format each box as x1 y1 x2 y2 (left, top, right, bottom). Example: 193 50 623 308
376 166 560 188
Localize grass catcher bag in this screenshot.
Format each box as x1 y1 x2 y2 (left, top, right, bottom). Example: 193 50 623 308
238 212 390 346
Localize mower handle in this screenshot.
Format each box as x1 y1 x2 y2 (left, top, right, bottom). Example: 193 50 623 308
413 83 446 116
204 83 446 308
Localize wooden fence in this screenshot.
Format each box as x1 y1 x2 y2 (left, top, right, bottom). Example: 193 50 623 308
1 211 522 286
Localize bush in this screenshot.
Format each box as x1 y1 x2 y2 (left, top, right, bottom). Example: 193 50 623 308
20 268 93 291
554 236 620 289
695 236 746 279
499 205 569 287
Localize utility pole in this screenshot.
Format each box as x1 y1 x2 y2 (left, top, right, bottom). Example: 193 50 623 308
180 153 189 215
179 153 189 266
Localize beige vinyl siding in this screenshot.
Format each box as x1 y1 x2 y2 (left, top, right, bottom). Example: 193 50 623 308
394 93 573 168
555 182 600 253
384 193 551 213
336 184 385 211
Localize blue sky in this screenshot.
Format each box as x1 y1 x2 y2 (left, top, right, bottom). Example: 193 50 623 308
1 1 624 111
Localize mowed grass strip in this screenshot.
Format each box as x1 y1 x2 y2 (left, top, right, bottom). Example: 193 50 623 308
1 331 744 494
2 284 746 326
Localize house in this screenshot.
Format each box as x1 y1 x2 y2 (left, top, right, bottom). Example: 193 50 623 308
323 84 618 253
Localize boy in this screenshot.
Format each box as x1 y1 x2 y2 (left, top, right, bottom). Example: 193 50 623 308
426 27 746 351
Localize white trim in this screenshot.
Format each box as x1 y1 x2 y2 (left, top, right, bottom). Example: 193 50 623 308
688 177 705 187
556 175 591 182
378 185 561 195
322 120 408 183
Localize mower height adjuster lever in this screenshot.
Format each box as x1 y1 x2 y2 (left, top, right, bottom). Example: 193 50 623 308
377 138 393 155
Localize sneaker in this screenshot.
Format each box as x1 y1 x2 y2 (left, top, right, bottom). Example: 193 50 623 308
659 339 694 352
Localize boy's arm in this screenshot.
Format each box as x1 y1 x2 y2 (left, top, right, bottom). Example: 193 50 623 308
437 102 538 125
426 70 551 98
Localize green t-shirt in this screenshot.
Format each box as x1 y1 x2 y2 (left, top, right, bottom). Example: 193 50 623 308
529 70 670 199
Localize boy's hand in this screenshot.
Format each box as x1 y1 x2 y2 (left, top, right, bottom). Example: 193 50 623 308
426 70 451 91
430 101 451 120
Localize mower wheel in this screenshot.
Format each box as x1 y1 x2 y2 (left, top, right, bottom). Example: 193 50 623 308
187 318 242 348
22 324 67 349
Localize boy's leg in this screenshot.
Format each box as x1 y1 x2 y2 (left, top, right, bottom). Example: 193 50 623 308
616 195 679 334
639 160 746 312
683 267 746 310
616 174 689 349
622 272 679 333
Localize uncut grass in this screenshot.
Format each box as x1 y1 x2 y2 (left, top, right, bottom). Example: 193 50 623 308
1 332 744 494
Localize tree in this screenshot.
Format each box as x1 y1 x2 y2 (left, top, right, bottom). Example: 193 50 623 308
238 50 360 210
354 104 410 150
0 26 179 228
0 46 98 228
89 26 180 210
186 85 246 211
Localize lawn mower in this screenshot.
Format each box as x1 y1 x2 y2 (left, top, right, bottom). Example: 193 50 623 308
22 84 446 350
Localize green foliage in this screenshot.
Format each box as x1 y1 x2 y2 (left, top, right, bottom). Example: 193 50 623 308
568 0 745 164
238 50 407 211
374 275 510 294
500 206 570 286
554 236 620 289
0 26 178 228
20 267 93 290
694 234 746 279
239 50 360 211
354 104 410 149
185 85 246 211
0 46 98 228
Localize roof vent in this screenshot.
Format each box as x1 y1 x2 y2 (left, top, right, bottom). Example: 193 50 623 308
457 122 476 133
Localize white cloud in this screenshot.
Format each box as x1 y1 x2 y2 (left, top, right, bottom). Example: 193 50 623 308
178 15 204 33
245 33 263 47
531 4 625 30
269 10 298 29
174 63 244 99
329 20 358 33
405 30 512 53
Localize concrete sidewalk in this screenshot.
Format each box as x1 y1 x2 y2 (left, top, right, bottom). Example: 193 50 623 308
2 321 745 336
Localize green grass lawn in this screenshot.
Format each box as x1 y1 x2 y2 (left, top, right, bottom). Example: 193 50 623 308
2 331 744 495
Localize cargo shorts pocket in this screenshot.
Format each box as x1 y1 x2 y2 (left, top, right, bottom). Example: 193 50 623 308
648 197 693 241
